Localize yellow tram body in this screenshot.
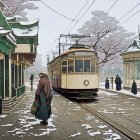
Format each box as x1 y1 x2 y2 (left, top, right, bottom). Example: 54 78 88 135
47 44 99 99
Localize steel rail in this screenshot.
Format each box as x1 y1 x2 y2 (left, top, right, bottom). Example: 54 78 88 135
78 103 140 140
99 88 140 124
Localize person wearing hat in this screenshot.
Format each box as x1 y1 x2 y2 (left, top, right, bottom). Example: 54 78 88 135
35 71 53 125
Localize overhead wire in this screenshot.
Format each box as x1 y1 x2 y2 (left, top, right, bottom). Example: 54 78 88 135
67 0 96 33
118 2 140 21
120 9 140 25
63 0 90 33
40 0 76 21
51 0 91 49
106 0 119 13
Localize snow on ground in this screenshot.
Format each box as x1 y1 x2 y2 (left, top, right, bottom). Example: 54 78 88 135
0 114 7 118
69 132 81 137
99 82 140 98
6 101 57 137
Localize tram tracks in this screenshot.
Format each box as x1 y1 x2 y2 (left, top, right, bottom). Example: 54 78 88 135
78 102 140 140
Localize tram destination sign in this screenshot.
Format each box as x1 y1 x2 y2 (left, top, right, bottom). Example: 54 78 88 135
0 53 4 60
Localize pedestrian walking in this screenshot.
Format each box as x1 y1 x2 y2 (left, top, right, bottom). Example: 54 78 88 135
35 71 53 125
105 77 109 89
131 80 137 95
115 74 122 91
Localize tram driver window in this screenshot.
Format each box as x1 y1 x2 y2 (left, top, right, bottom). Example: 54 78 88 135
75 60 83 72
62 61 67 73
84 60 90 72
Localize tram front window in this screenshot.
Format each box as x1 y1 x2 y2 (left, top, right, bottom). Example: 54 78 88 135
84 60 90 72
68 60 74 73
75 60 83 72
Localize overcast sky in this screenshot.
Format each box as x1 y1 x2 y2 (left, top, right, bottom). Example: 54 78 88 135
26 0 140 65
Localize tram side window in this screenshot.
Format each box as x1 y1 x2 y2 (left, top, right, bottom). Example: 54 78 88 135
84 60 90 72
75 60 83 72
68 60 74 73
62 61 67 73
91 59 95 73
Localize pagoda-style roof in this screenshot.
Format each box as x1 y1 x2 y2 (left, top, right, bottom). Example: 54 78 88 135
122 40 140 54
8 19 39 45
0 10 11 30
0 10 16 55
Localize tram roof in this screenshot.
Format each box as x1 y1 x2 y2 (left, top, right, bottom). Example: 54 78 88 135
48 45 96 64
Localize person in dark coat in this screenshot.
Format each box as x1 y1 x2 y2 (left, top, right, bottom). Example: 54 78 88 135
131 80 137 95
105 77 109 89
35 71 53 125
115 74 122 91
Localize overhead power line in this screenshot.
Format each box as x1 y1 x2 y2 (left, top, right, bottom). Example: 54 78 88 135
118 2 140 21
51 0 91 48
68 0 96 33
40 0 76 21
120 9 140 25
63 0 90 33
106 0 119 13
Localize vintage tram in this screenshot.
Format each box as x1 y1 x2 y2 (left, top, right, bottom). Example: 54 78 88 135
47 36 99 99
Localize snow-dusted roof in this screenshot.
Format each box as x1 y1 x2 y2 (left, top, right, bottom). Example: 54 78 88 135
0 28 16 45
6 15 22 21
6 16 15 21
0 1 5 7
124 40 140 53
0 29 11 35
12 26 38 37
20 19 39 26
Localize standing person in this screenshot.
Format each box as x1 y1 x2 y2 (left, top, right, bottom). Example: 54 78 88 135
105 77 109 89
35 71 53 125
115 74 122 91
131 80 137 95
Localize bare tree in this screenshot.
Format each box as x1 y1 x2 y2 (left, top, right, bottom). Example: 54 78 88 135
78 11 136 67
2 0 39 20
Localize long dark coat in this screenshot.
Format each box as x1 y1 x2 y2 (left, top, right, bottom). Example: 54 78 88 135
35 91 52 121
35 76 52 121
131 80 137 95
115 75 122 91
105 78 109 89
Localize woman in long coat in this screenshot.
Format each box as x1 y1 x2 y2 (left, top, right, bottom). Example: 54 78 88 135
35 71 53 125
115 74 122 91
105 77 109 89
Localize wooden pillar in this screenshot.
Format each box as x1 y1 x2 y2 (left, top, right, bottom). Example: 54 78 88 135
5 55 9 97
0 59 4 98
9 53 11 97
4 56 5 98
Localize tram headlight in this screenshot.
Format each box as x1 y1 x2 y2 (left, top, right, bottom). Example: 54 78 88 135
84 80 89 86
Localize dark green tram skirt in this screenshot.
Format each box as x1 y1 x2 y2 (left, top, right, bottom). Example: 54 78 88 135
35 91 52 121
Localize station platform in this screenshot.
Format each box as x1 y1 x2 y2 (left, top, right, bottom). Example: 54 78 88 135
0 84 139 140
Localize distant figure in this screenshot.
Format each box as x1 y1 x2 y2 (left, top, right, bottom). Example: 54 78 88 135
105 77 109 89
30 74 34 91
131 80 137 95
115 74 122 91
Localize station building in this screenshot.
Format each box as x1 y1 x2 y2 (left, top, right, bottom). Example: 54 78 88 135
121 40 140 90
0 2 39 113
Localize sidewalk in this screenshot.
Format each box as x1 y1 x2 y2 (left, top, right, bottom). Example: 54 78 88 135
0 83 57 140
99 82 140 98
